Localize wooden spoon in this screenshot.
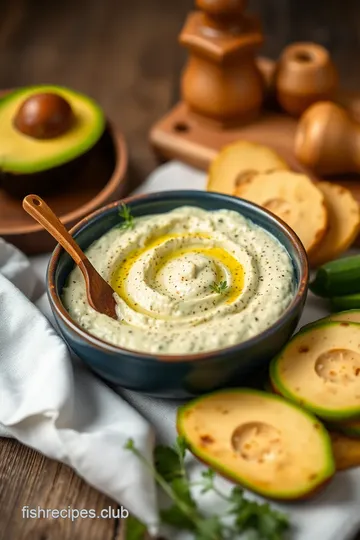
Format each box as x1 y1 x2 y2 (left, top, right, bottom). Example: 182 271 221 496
23 194 118 319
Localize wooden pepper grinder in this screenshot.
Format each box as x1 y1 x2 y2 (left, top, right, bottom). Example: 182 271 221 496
275 42 338 117
295 101 360 175
179 0 264 126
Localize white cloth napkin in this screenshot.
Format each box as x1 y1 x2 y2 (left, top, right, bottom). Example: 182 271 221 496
2 161 360 540
0 237 158 529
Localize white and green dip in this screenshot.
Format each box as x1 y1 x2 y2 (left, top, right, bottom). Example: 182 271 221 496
62 206 295 355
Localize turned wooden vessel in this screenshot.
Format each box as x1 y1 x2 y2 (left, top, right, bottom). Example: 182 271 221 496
295 101 360 176
179 0 264 126
275 42 338 117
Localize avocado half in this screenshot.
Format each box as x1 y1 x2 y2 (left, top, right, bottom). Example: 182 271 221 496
270 321 360 421
177 389 335 500
300 309 360 333
0 85 105 197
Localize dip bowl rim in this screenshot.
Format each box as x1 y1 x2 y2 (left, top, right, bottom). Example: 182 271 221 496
47 190 309 363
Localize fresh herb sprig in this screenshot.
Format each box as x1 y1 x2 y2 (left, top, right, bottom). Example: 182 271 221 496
124 437 289 540
210 280 229 295
118 203 134 230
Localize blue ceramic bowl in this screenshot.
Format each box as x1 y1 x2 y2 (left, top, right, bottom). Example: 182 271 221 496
47 190 308 398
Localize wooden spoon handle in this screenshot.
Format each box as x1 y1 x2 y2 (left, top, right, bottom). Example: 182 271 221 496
23 194 86 265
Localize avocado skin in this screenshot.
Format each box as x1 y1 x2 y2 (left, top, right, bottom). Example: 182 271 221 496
1 149 86 199
0 130 109 199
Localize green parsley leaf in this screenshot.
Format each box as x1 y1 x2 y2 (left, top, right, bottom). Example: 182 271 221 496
124 438 135 450
194 516 224 540
233 501 257 530
202 469 215 480
160 478 198 531
155 436 188 482
210 280 228 294
154 445 183 482
160 504 196 531
124 514 148 540
171 477 197 508
229 486 245 506
200 468 215 494
229 487 289 540
126 437 290 540
175 435 188 461
118 203 134 230
257 504 289 540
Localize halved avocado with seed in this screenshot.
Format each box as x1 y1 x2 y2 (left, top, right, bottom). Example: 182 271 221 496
270 321 360 421
0 85 105 197
177 389 335 500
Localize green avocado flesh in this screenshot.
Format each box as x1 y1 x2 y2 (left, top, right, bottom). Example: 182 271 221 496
270 321 360 421
177 389 335 500
0 85 105 174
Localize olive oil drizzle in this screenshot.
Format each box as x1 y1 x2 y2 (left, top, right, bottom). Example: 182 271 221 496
111 232 245 318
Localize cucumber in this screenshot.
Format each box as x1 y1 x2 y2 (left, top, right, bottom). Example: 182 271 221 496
330 293 360 311
310 255 360 297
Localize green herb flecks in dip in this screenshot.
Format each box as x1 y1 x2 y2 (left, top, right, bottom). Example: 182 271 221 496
62 206 295 355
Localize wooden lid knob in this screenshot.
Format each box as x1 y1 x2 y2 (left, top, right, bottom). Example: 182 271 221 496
196 0 247 16
279 42 333 72
275 42 338 117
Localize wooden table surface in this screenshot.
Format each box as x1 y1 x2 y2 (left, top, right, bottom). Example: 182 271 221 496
1 0 360 538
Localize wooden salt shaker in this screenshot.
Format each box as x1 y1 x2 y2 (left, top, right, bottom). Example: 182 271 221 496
179 0 264 126
275 42 338 117
295 101 360 176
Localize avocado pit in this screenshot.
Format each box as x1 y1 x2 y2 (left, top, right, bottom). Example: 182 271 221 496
13 92 74 140
231 421 283 463
315 348 360 384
